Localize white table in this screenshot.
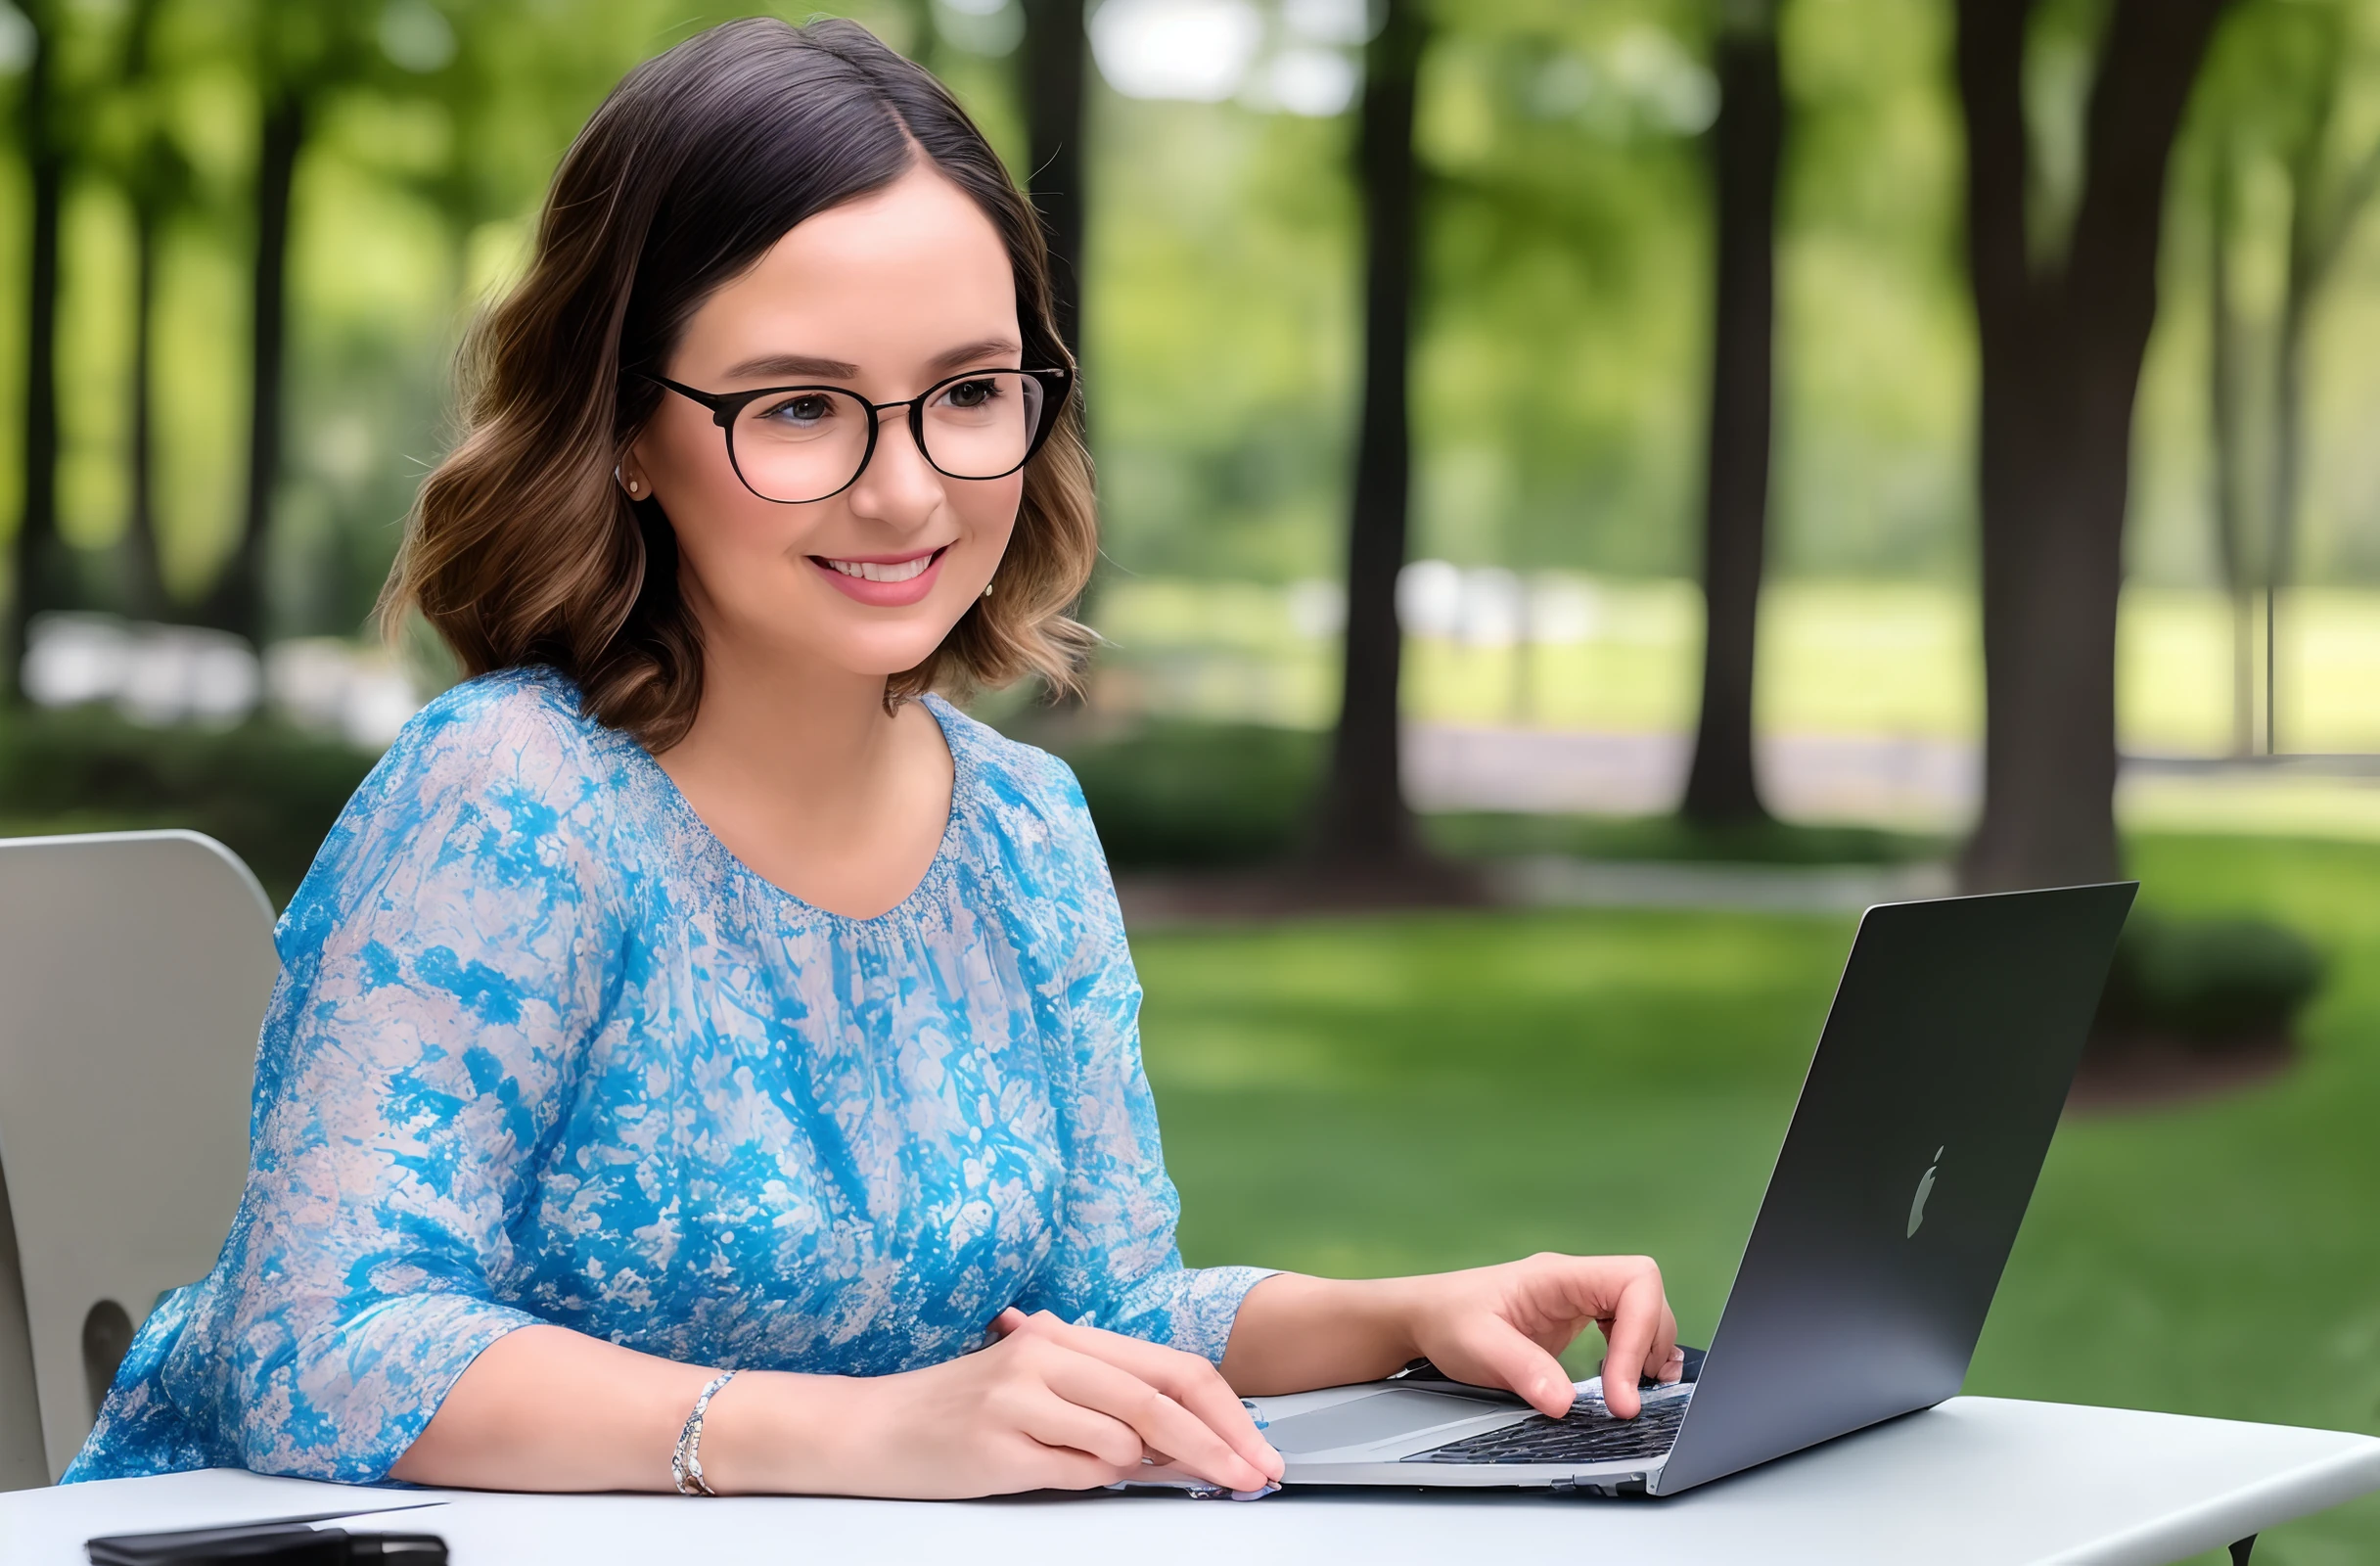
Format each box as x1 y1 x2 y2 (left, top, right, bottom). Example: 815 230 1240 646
7 1398 2378 1566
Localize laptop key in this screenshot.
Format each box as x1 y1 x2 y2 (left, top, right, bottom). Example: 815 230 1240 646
1402 1393 1689 1465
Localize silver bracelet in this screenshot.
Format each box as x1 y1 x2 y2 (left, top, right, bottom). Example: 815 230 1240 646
671 1369 739 1497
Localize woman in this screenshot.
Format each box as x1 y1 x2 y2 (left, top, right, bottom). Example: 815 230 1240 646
68 18 1678 1498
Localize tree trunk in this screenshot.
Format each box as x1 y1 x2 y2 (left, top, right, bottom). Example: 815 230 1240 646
122 193 168 621
204 86 304 647
1019 0 1099 696
1681 0 1784 826
1954 0 2232 894
2261 53 2380 758
2266 222 2309 759
1019 0 1088 358
2206 144 2256 758
2259 31 2380 759
1313 0 1427 866
7 5 66 703
118 0 171 622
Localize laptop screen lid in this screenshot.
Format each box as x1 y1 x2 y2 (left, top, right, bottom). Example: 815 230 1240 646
1651 881 2136 1496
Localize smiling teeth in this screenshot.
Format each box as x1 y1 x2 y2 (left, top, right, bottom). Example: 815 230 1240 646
824 555 933 583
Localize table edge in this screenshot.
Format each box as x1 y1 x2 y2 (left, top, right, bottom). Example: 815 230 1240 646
2036 1432 2380 1566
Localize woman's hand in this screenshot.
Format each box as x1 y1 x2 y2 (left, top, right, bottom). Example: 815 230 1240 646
724 1308 1283 1498
1392 1253 1681 1419
1218 1254 1681 1420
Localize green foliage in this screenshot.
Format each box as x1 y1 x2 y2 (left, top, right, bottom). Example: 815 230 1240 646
2135 0 2380 587
1408 1 1711 576
2093 907 2326 1046
1773 0 1974 575
11 0 2380 623
1087 100 1358 582
1054 719 1322 868
0 704 375 902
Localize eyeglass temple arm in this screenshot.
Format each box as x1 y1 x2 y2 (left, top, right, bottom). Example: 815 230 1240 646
642 373 743 428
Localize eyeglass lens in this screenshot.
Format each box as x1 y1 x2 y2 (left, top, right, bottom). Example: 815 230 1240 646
729 372 1047 503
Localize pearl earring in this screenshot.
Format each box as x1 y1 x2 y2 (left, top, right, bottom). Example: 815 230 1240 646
982 579 994 599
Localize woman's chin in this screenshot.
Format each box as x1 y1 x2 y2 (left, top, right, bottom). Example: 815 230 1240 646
808 633 970 684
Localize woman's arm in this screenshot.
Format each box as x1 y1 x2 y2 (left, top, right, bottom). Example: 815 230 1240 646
389 1327 730 1491
1020 769 1678 1426
394 1255 1676 1492
390 1313 1282 1497
1005 764 1276 1355
1219 1255 1682 1419
175 694 624 1483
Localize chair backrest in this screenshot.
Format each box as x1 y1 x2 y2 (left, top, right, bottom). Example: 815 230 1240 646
0 831 277 1483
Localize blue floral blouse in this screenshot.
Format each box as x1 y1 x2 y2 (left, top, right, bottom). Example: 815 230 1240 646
66 668 1269 1484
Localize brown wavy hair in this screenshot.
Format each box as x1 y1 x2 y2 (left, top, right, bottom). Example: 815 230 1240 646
381 17 1096 751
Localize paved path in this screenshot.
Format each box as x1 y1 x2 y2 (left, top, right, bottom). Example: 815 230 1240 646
1404 726 1976 824
1405 724 2380 834
1485 855 1954 914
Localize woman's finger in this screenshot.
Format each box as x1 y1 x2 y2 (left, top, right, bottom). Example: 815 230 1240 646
1012 1385 1148 1474
1012 1313 1282 1481
1446 1314 1578 1419
1024 1446 1142 1493
1613 1292 1679 1392
1650 1303 1681 1383
1034 1343 1272 1492
1595 1266 1669 1419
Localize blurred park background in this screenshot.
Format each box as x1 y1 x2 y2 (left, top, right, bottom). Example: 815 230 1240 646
1 0 2379 1554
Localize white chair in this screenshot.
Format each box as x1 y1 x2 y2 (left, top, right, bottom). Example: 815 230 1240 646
0 831 278 1485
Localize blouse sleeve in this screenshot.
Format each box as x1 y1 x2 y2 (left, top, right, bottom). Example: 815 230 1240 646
1013 763 1273 1362
154 685 625 1482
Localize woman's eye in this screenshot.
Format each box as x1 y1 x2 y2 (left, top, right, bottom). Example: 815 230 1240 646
759 393 835 425
941 378 1002 410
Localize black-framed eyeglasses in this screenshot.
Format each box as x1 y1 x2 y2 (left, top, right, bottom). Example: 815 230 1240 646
643 366 1072 505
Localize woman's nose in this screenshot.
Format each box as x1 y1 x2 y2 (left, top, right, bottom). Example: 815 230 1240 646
847 407 945 524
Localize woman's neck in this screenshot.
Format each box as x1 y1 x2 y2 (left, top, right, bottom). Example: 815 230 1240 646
652 619 955 918
675 629 904 802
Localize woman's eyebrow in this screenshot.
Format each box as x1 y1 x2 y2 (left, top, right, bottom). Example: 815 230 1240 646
718 350 863 382
715 340 1024 386
925 338 1024 375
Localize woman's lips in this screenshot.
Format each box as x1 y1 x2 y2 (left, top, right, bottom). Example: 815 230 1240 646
809 546 949 607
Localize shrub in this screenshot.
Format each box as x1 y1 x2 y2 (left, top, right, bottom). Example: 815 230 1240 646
2091 910 2326 1049
0 706 380 905
1051 720 1322 869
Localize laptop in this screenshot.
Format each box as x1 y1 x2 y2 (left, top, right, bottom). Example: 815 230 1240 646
1204 881 2136 1498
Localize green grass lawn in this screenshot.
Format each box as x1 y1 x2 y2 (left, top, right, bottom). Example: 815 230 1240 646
1135 832 2380 1565
1097 578 2380 757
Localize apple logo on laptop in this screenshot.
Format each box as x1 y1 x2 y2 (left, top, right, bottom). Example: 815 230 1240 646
1907 1147 1943 1238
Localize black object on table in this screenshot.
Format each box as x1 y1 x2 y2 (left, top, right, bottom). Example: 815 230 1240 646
86 1519 446 1565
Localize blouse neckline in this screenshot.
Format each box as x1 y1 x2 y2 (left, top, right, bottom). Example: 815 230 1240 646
619 692 980 932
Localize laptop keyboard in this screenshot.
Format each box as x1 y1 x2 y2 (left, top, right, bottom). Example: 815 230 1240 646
1402 1387 1690 1466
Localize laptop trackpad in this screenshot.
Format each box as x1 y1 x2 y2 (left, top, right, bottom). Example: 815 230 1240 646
1261 1389 1510 1456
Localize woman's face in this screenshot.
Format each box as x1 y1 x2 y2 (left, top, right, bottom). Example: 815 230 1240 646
627 164 1028 683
